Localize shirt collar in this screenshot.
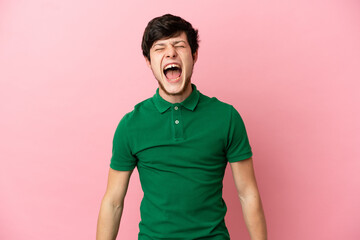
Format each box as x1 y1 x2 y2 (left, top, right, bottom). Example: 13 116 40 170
152 83 200 113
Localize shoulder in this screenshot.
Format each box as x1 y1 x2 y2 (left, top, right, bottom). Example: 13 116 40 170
117 96 155 128
197 92 246 128
134 96 154 112
198 92 235 114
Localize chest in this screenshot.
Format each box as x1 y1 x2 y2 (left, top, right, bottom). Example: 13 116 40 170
130 109 228 170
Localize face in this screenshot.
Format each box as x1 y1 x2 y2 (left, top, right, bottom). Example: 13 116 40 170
145 32 198 100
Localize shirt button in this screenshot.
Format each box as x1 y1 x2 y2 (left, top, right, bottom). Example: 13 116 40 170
174 106 179 110
175 120 179 124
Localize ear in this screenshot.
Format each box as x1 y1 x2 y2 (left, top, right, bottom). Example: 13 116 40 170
144 56 151 68
193 50 198 63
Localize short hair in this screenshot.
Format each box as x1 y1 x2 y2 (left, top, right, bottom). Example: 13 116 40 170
141 14 199 61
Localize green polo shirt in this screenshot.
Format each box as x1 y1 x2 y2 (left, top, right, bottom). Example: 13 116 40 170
110 84 252 240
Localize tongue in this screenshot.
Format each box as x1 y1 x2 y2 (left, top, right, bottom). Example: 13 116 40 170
165 69 181 79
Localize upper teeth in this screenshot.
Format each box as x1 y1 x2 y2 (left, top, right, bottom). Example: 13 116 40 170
164 64 180 70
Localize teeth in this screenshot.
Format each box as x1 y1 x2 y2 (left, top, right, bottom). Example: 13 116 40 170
164 64 180 70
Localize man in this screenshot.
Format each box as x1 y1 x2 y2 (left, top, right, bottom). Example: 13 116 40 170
97 14 267 240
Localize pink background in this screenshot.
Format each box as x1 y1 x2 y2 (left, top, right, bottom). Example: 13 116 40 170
1 0 359 239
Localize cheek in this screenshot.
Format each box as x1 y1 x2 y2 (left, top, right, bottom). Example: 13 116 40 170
184 58 195 71
152 57 164 72
150 61 159 71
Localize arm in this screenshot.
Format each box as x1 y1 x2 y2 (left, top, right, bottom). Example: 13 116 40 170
230 157 267 240
96 168 133 240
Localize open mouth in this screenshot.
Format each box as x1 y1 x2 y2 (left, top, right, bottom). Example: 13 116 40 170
163 63 182 81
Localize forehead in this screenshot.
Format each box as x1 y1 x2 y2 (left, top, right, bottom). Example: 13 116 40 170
152 32 188 46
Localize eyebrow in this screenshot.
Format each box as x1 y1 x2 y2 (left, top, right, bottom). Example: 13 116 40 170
172 40 186 45
153 43 166 47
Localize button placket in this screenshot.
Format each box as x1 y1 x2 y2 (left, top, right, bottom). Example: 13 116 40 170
172 104 183 140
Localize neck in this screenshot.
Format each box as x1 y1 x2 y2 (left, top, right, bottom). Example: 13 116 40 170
159 83 193 103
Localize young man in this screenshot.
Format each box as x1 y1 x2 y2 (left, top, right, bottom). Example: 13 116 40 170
97 14 267 240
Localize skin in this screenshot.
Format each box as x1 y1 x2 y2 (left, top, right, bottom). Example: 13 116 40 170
96 31 267 240
145 31 198 103
230 158 267 240
96 169 133 240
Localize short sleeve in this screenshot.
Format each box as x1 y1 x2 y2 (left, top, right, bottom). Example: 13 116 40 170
226 106 253 162
110 115 137 171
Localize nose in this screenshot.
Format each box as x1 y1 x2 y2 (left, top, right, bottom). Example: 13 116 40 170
165 45 177 58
